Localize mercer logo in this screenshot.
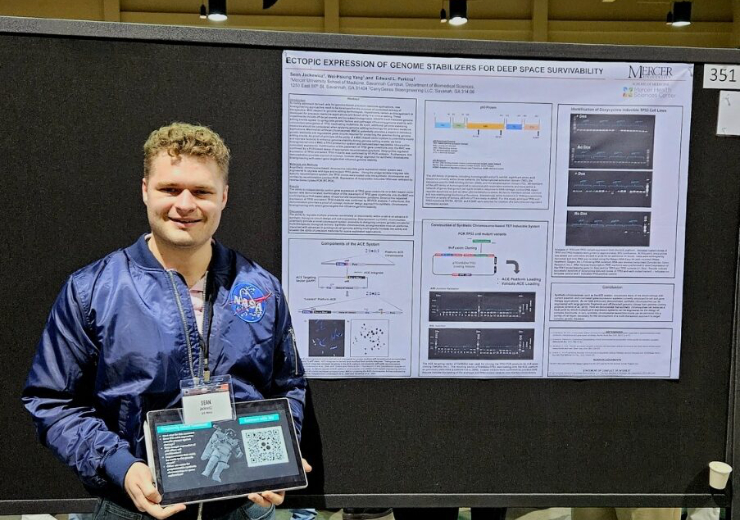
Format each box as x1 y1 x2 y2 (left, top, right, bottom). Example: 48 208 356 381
628 65 674 79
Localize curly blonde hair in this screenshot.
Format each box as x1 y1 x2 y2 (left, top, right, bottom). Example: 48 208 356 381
143 122 231 182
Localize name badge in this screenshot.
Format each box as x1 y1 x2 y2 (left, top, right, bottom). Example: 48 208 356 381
180 376 235 425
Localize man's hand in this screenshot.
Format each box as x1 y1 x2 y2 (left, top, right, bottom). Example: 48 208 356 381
247 458 312 508
124 462 186 519
247 491 285 507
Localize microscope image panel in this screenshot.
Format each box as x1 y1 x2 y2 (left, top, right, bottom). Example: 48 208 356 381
351 320 389 357
567 170 652 208
566 210 651 247
429 291 536 322
308 319 346 357
569 114 655 170
428 328 534 360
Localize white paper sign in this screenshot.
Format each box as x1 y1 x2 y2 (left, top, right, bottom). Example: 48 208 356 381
704 64 740 89
717 90 740 136
182 389 232 425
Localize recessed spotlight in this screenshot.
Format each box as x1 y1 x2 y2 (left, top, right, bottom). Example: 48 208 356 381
448 0 467 26
667 1 691 27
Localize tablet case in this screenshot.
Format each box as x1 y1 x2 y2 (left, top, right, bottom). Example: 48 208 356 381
145 398 307 505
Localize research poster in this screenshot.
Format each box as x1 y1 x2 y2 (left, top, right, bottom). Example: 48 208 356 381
281 51 693 379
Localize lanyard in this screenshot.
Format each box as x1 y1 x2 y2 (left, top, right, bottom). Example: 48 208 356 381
198 271 215 382
179 271 235 426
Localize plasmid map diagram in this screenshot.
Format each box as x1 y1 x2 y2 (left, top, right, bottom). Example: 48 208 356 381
420 220 548 377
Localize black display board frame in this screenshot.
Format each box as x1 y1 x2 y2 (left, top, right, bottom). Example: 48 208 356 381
2 15 740 516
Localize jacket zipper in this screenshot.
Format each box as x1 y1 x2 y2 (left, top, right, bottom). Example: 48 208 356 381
289 326 300 376
167 270 196 380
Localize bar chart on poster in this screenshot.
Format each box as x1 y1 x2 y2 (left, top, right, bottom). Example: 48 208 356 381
282 51 693 379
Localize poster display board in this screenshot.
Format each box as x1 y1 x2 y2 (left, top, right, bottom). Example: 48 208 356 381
3 17 740 513
282 51 693 379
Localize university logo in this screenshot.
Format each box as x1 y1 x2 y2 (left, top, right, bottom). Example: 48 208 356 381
230 283 271 323
627 65 673 79
622 87 634 97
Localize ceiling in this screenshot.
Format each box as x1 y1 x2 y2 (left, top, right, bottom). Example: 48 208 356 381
0 0 738 47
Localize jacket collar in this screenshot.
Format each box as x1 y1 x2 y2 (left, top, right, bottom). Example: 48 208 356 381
126 234 233 274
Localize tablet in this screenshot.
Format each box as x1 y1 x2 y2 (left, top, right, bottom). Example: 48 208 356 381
145 398 307 505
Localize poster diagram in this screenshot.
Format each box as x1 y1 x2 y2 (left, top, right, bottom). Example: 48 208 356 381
419 220 548 377
351 320 390 357
283 50 693 378
566 210 651 247
569 114 655 170
287 238 413 377
424 101 552 209
308 319 345 357
429 291 536 322
565 114 655 247
427 328 535 361
567 170 652 208
552 104 685 280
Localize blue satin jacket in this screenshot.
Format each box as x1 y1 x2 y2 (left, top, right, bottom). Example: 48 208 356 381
22 235 305 500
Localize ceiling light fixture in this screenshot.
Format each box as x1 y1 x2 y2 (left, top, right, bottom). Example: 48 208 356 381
448 0 468 26
667 1 691 27
208 0 227 21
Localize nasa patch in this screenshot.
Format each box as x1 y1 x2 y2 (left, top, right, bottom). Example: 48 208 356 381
229 282 271 323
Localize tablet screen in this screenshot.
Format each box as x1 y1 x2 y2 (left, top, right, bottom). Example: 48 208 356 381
145 398 307 505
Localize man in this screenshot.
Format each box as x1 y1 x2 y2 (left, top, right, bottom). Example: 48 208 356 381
23 122 307 520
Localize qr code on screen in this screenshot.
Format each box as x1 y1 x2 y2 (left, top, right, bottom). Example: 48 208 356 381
241 426 290 467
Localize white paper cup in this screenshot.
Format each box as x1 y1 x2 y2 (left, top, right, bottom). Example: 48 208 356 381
709 461 732 490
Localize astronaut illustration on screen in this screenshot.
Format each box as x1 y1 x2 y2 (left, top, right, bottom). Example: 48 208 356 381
201 426 244 482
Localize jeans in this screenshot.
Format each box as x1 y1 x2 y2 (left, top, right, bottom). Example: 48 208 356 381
290 509 318 520
393 507 507 520
572 509 679 520
92 498 275 520
686 510 720 520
